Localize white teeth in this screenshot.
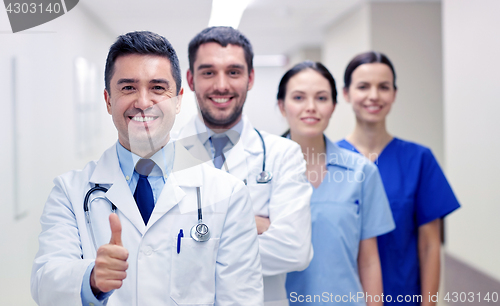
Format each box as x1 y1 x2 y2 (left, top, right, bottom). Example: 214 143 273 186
367 105 381 111
132 116 155 122
303 118 319 122
212 98 230 103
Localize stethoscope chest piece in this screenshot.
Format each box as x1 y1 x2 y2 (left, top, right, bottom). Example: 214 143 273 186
256 171 273 184
191 222 211 242
190 186 211 242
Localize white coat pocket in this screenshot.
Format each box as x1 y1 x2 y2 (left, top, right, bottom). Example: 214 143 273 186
170 237 220 305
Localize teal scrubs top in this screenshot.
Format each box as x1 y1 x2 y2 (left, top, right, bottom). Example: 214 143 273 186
337 138 460 305
286 137 395 305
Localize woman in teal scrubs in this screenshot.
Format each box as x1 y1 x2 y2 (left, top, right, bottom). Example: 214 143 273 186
337 51 460 305
280 61 395 306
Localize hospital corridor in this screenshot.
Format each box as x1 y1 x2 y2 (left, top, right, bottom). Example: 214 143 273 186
0 0 499 305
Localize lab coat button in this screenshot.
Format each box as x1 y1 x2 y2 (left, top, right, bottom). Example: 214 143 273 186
143 246 153 256
89 303 95 306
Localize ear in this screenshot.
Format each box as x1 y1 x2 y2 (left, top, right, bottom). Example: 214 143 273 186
278 99 286 117
104 89 112 114
247 69 255 91
342 87 351 104
186 69 195 91
175 88 184 114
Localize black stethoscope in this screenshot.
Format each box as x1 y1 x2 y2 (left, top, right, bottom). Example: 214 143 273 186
254 128 273 184
84 184 210 251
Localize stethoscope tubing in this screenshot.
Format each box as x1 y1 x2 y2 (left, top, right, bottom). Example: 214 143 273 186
254 128 273 184
83 184 210 251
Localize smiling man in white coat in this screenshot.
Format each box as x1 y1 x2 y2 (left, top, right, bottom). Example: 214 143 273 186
175 27 313 306
31 31 263 306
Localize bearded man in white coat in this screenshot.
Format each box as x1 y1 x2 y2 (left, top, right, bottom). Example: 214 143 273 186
31 31 263 306
174 27 313 306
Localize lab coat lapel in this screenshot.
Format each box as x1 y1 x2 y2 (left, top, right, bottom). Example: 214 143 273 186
224 116 263 178
174 115 213 165
175 115 263 175
147 143 204 226
223 136 247 178
89 144 146 235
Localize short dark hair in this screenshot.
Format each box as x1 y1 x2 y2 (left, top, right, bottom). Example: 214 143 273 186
104 31 181 94
277 61 337 104
188 26 254 74
344 51 397 90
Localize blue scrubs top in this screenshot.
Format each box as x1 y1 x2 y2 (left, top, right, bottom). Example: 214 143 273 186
337 138 460 305
286 137 395 305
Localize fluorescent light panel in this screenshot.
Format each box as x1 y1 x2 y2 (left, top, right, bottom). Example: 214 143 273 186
208 0 253 29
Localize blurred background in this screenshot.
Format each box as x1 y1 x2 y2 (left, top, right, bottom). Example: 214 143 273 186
1 0 499 304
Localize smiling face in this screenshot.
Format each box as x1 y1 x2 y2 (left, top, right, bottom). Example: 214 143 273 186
279 69 335 138
343 63 396 124
105 54 183 156
187 42 254 129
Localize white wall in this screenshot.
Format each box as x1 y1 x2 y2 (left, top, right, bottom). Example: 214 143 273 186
321 2 444 165
443 0 500 281
371 2 444 164
322 3 371 142
245 66 288 135
0 7 114 305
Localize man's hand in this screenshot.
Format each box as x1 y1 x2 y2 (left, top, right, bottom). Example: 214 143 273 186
90 213 129 294
255 216 270 235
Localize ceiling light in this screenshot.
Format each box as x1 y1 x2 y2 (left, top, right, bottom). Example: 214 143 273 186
208 0 253 29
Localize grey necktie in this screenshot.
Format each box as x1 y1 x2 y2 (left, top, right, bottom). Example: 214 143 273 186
211 135 230 169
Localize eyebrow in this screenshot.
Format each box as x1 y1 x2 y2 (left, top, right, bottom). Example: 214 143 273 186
150 79 170 88
196 64 246 71
117 78 138 84
228 64 245 70
116 78 170 89
196 64 213 71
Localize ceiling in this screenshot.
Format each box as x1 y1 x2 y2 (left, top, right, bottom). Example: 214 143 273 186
80 0 438 64
80 0 363 60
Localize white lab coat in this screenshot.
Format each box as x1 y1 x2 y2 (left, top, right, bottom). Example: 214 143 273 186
31 142 263 306
174 115 313 306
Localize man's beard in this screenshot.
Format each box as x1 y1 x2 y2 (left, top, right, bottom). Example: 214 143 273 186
196 92 247 129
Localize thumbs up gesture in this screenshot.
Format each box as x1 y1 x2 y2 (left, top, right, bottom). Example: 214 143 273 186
90 213 129 294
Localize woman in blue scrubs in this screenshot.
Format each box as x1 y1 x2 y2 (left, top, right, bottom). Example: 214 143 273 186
279 61 395 306
337 52 460 306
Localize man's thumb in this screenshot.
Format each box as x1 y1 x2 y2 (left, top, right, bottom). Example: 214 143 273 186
109 213 122 246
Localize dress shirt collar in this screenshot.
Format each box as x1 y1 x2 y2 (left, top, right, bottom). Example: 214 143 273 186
194 115 243 147
116 140 175 179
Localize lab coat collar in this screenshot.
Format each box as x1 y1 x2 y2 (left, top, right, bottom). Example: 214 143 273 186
239 115 264 155
175 114 263 175
89 144 147 233
187 114 262 155
89 142 205 234
193 115 243 147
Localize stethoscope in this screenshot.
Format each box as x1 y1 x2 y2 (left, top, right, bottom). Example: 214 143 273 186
83 184 210 251
254 128 273 184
